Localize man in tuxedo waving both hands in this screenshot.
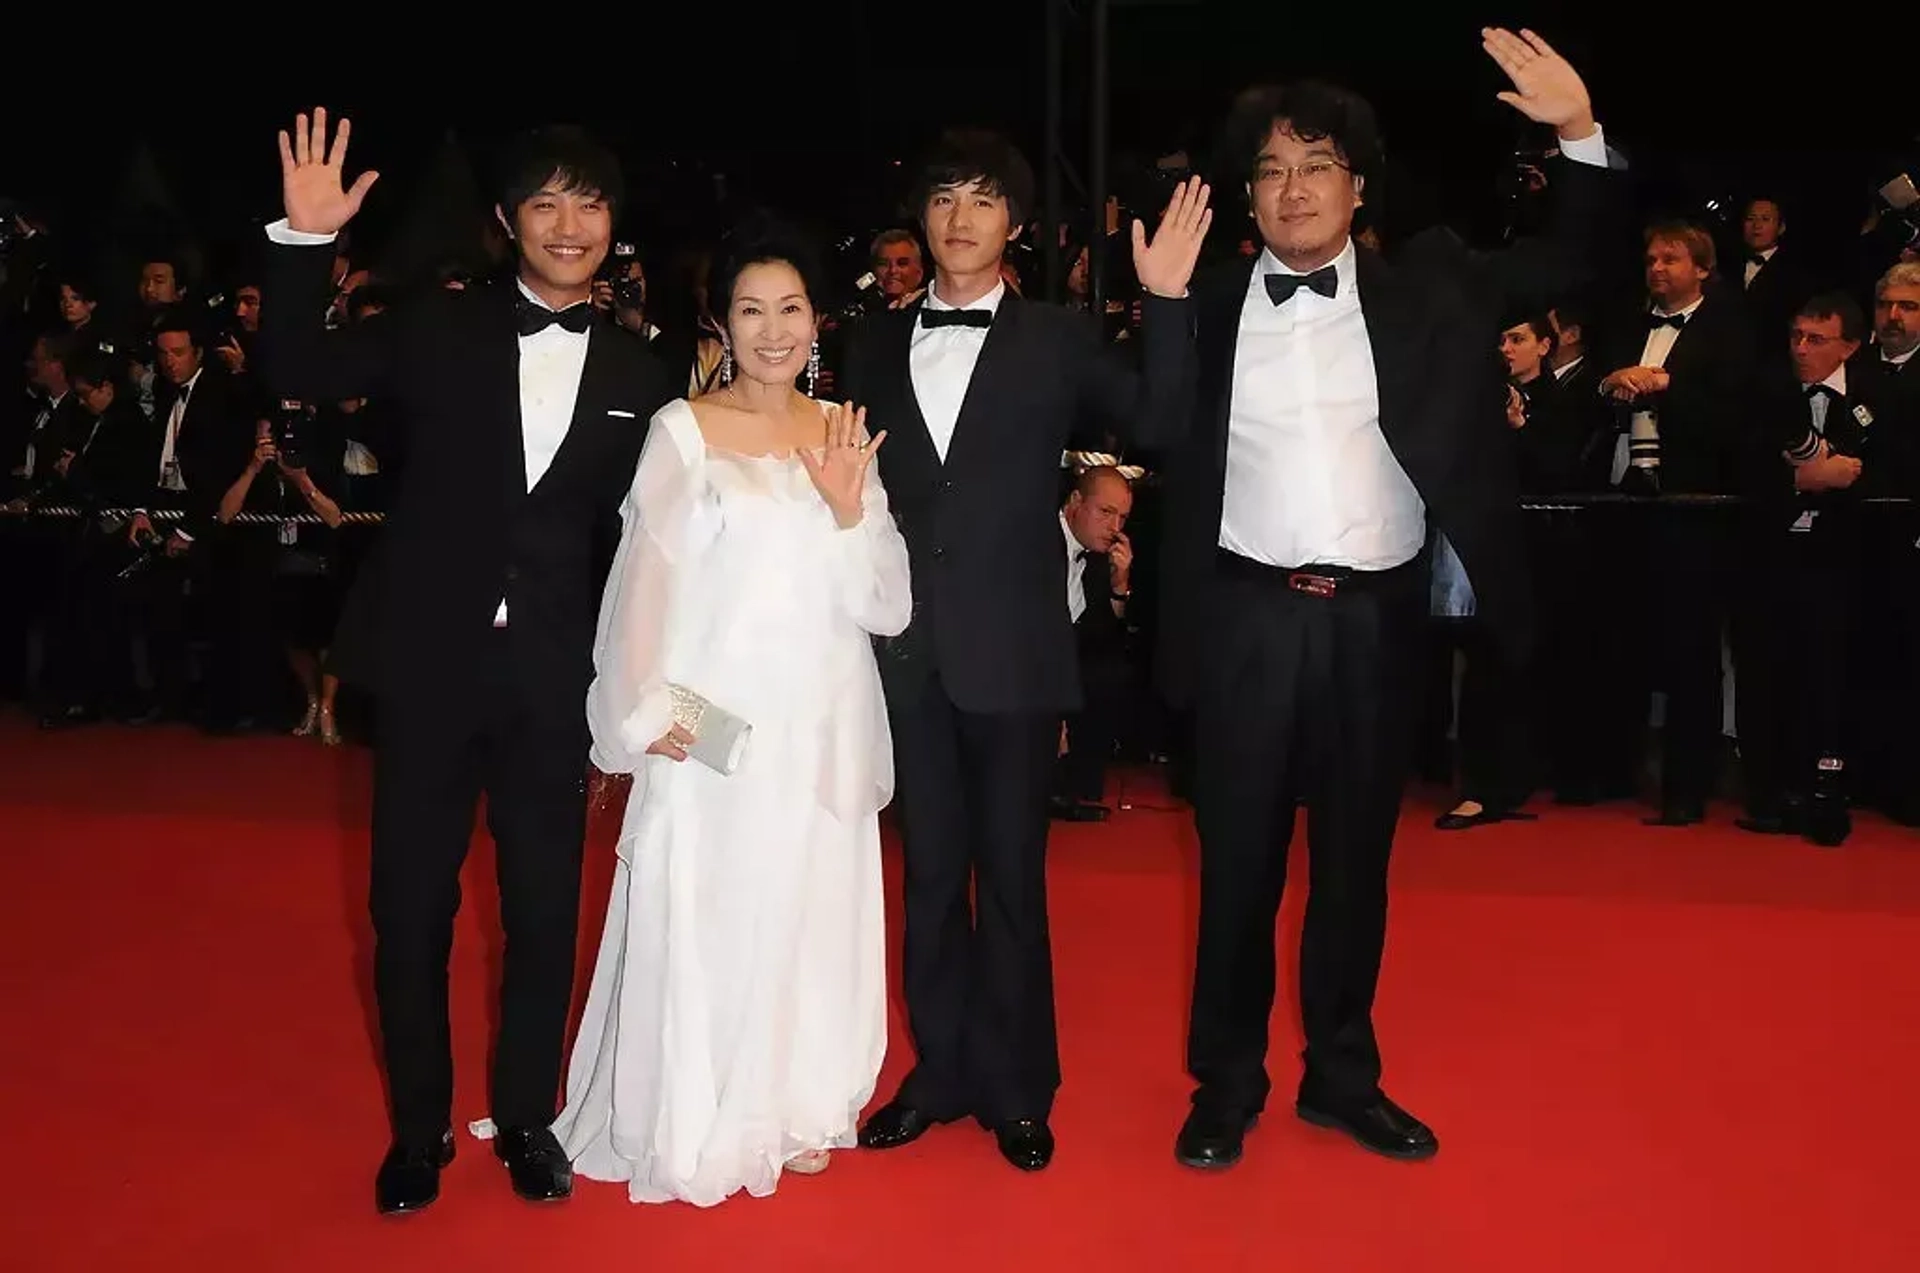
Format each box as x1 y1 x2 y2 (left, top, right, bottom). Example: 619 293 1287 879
1156 29 1619 1170
845 129 1210 1172
258 110 676 1215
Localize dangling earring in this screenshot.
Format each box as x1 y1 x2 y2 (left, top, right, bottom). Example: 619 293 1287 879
805 339 821 398
720 343 734 386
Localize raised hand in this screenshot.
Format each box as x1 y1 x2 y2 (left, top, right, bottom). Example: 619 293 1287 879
800 402 886 529
1481 28 1594 138
278 107 380 236
1131 175 1213 299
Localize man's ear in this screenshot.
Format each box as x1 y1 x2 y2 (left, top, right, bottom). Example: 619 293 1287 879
1352 174 1366 208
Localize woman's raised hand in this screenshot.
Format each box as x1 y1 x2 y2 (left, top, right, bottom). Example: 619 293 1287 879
800 402 886 529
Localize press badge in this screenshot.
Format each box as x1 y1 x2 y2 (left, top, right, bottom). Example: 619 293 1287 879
1853 403 1874 430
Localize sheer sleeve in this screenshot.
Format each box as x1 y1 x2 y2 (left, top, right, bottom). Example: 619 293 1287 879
828 462 913 637
586 403 704 774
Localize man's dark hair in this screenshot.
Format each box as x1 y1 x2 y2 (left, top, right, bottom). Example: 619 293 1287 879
1216 80 1386 188
150 306 202 347
1548 294 1592 337
33 327 79 368
67 344 121 390
908 129 1037 225
708 210 831 321
494 125 625 219
1796 290 1866 343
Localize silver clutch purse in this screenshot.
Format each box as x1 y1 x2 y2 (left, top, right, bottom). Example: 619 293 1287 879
666 683 752 775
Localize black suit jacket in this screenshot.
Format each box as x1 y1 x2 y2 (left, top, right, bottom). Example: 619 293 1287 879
1071 543 1127 660
844 292 1191 714
258 241 676 717
1153 154 1622 707
1599 295 1755 495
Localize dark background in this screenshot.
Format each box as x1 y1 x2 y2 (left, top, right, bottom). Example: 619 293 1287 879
3 2 1908 280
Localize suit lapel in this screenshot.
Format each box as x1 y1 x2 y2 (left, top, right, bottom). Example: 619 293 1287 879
885 304 940 472
944 295 1023 473
1202 259 1255 477
1353 247 1421 457
534 320 620 497
486 289 530 510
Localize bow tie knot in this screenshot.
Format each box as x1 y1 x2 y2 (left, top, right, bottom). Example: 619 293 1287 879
921 307 994 330
1805 383 1836 401
1265 266 1338 306
517 297 595 337
1647 311 1688 330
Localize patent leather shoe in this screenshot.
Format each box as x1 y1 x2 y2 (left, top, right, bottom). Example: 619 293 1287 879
1175 1107 1256 1170
1296 1095 1438 1161
494 1125 572 1202
993 1119 1054 1171
857 1100 957 1150
375 1131 454 1215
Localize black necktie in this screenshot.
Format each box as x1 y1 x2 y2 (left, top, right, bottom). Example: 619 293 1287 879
1648 311 1688 330
921 308 994 330
517 298 594 337
1265 267 1337 306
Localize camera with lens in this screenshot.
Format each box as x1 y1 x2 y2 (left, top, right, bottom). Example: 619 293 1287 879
272 398 312 470
605 241 645 310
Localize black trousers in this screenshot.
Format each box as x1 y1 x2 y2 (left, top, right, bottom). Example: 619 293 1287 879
1187 552 1424 1117
1057 645 1130 803
1735 522 1859 810
887 672 1061 1125
368 630 589 1144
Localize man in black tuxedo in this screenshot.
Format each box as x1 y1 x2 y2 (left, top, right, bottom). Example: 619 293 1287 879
1156 29 1617 1170
258 110 675 1215
1054 465 1135 821
847 130 1211 1171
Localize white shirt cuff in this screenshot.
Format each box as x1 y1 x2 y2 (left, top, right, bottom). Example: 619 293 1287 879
1556 124 1607 169
172 528 194 542
264 218 338 246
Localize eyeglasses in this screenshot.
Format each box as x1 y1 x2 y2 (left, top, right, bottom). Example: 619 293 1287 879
1252 160 1349 186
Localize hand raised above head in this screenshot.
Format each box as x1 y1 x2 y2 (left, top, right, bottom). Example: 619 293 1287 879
1481 28 1594 138
278 107 380 237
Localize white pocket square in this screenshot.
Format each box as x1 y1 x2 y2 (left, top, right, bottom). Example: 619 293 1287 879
607 408 636 419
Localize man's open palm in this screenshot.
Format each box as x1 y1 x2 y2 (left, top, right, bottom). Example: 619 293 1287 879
279 107 379 236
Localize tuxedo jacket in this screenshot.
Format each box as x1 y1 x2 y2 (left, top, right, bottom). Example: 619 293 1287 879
1072 547 1127 662
1154 154 1622 706
259 242 677 716
844 292 1191 715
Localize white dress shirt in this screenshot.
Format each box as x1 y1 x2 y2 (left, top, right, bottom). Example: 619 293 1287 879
1613 293 1706 485
1219 125 1611 571
263 220 591 623
1062 512 1089 622
1743 245 1777 289
910 279 1005 462
1220 239 1424 571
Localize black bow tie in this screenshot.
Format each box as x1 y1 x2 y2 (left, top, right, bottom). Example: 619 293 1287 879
1747 252 1770 267
1647 311 1688 330
517 297 594 337
1265 267 1338 306
921 307 994 330
1805 383 1836 401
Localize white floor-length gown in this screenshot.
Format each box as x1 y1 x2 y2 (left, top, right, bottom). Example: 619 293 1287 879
552 399 911 1206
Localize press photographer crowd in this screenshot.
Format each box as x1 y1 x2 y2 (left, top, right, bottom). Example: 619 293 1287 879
2 128 1918 855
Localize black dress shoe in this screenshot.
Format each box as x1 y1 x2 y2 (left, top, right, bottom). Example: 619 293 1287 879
375 1131 455 1215
857 1100 958 1150
494 1126 572 1202
1296 1096 1438 1161
993 1119 1054 1171
1175 1107 1256 1170
1644 802 1705 828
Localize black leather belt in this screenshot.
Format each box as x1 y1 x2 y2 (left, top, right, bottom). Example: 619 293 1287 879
1215 548 1419 597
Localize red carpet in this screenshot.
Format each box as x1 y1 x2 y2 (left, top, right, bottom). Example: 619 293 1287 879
3 713 1916 1272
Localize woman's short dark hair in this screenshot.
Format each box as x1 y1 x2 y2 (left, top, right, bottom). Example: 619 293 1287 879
494 125 625 219
707 211 830 320
1216 80 1385 188
908 129 1036 225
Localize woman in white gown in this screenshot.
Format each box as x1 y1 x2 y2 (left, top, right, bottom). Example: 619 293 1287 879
551 219 912 1205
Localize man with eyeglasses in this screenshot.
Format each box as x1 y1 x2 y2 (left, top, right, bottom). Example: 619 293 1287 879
1154 28 1618 1172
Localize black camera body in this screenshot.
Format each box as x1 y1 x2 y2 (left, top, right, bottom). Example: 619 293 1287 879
605 241 645 310
273 398 312 469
